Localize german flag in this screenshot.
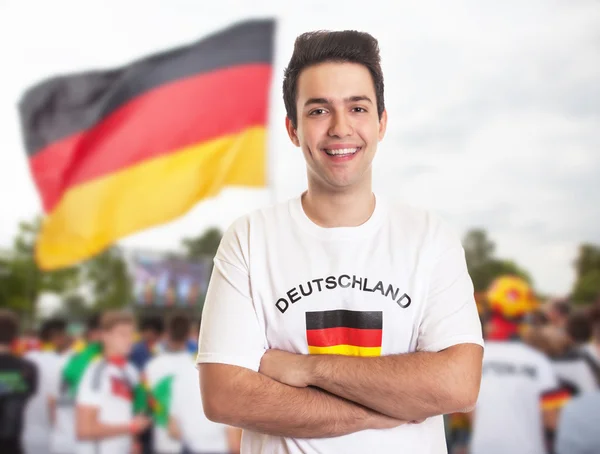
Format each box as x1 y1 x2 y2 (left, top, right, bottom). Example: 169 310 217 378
19 19 275 270
306 310 383 357
541 388 572 410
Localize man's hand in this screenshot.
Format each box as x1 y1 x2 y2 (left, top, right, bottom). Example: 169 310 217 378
259 349 314 388
130 415 152 434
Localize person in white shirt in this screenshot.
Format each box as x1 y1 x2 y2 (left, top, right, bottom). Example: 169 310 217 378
50 314 103 454
159 315 240 454
469 276 569 454
75 311 151 454
143 314 191 454
197 30 484 454
22 318 70 454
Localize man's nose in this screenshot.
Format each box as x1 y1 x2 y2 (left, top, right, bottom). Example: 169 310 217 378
328 113 353 138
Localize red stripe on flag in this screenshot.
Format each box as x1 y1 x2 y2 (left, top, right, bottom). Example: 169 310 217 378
306 327 382 348
29 63 271 212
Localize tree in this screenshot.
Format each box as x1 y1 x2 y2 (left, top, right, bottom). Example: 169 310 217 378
182 227 223 260
571 244 600 305
81 246 132 311
463 229 532 292
571 269 600 306
0 218 79 322
463 229 495 269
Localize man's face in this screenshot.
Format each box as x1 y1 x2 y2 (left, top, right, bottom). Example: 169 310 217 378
287 62 387 191
52 330 71 352
142 328 160 345
102 323 135 357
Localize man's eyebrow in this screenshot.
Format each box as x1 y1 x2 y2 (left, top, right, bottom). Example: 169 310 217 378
303 96 374 108
304 97 330 107
345 95 373 104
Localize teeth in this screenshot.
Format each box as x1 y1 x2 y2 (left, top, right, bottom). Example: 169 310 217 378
324 148 359 156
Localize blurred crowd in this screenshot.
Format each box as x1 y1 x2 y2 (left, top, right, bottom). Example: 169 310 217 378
0 309 240 454
1 276 599 454
446 276 600 454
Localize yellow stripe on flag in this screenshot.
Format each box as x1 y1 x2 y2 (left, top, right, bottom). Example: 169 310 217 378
36 126 266 270
308 345 382 357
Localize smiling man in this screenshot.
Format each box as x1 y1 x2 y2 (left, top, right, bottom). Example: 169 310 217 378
197 30 484 454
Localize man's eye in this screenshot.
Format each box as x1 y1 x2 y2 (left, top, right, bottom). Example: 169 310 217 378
353 107 367 113
309 109 326 115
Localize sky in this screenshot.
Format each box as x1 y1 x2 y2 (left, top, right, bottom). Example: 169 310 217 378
0 0 599 297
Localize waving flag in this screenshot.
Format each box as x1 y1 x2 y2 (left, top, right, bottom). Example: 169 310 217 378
19 19 275 270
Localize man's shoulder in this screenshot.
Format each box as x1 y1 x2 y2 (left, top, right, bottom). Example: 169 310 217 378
384 199 462 251
226 199 292 233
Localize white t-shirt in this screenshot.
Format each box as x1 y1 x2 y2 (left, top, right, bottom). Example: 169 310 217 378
470 341 559 454
197 195 484 454
170 361 230 453
144 350 192 454
75 359 138 454
50 350 77 454
22 350 61 452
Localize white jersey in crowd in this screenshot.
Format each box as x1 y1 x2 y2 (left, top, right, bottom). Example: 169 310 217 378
197 195 484 454
552 346 599 396
75 359 139 454
50 349 78 454
22 350 61 454
170 359 230 453
143 350 192 454
470 340 559 454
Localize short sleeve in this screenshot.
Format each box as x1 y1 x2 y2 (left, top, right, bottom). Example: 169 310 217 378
76 364 102 407
538 356 559 394
417 222 484 352
539 356 569 411
196 220 267 372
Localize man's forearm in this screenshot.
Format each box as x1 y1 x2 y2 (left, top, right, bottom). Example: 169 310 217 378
200 363 400 438
308 344 483 421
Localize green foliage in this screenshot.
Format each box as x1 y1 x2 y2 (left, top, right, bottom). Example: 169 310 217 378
571 244 600 305
81 247 132 310
0 219 79 321
182 227 223 260
463 229 532 292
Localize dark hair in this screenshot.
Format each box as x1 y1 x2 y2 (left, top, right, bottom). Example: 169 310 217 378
40 318 67 342
167 314 190 343
283 30 385 129
86 313 101 332
140 316 164 334
566 310 592 344
552 300 572 317
0 309 19 345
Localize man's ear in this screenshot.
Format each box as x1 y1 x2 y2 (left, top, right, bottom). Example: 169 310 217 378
378 109 388 142
285 116 300 147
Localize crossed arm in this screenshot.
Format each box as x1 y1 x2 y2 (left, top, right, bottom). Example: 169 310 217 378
200 343 482 437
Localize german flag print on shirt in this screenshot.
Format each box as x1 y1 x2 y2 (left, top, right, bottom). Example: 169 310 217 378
306 310 383 357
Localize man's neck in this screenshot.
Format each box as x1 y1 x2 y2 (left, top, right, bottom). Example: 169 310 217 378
302 178 375 228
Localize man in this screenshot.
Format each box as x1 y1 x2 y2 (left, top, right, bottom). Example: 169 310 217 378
129 316 164 371
22 318 70 454
143 313 190 454
552 309 598 396
75 310 151 454
469 276 568 454
169 358 241 454
50 314 102 454
197 30 484 453
0 310 38 454
555 303 600 454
